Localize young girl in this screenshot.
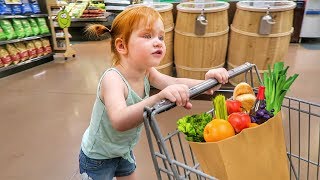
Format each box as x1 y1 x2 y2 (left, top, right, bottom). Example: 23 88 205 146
79 5 228 180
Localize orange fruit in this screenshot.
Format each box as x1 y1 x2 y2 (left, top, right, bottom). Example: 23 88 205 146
204 119 235 142
249 123 259 128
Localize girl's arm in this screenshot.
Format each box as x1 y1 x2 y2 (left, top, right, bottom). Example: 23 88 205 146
101 70 190 132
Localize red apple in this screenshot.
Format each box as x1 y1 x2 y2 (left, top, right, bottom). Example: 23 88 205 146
226 99 242 115
228 112 251 133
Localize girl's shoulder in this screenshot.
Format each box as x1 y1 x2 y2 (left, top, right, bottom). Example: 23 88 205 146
101 68 125 84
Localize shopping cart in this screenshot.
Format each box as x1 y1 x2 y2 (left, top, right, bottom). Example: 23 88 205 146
143 62 320 180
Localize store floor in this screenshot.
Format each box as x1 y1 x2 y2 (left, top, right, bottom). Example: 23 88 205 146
0 40 319 180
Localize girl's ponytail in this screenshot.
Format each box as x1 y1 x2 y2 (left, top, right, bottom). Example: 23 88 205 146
84 24 111 38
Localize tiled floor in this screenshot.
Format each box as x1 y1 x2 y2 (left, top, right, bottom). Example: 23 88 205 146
0 39 319 180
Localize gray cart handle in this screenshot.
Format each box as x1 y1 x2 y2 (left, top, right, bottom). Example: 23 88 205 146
149 62 257 114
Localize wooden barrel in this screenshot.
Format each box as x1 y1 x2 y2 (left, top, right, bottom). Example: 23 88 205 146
153 3 174 76
174 2 229 79
228 1 296 87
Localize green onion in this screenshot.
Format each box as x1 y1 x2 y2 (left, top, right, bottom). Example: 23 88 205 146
264 62 299 114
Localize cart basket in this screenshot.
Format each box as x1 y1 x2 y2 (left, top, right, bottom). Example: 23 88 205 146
143 62 320 180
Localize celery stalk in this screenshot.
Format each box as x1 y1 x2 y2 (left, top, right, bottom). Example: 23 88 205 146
213 95 228 120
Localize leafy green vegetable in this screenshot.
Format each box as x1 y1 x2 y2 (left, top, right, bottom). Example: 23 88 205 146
264 62 298 114
213 94 228 120
177 113 212 142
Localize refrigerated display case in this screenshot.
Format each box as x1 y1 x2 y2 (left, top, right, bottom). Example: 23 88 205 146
300 0 320 38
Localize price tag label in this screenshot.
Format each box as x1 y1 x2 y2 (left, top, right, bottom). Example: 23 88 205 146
57 10 71 28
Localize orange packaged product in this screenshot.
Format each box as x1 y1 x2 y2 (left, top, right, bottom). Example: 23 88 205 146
0 46 12 67
14 42 30 61
40 38 52 55
0 59 3 68
32 39 44 56
6 44 21 65
25 41 37 58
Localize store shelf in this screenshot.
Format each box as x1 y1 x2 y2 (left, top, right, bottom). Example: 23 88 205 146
106 5 127 11
56 36 72 39
0 34 52 45
51 17 108 22
0 53 54 78
52 17 110 28
105 0 131 5
0 14 48 19
71 17 108 22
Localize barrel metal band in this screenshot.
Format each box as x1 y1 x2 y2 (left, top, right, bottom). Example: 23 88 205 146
230 25 294 38
175 62 225 72
156 62 173 69
174 27 229 37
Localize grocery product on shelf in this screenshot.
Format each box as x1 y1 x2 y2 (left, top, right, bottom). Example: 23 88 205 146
0 0 54 77
25 40 37 58
28 0 41 14
11 4 22 15
12 19 26 38
21 1 33 15
0 46 12 67
0 19 17 40
65 3 76 14
81 2 106 18
0 38 52 69
36 18 50 34
0 18 49 41
28 18 40 35
40 38 52 55
14 42 29 61
20 19 33 37
69 2 88 18
0 26 6 40
0 2 12 15
6 43 21 64
32 39 44 56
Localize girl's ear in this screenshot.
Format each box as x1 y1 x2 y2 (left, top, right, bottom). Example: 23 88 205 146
115 38 128 55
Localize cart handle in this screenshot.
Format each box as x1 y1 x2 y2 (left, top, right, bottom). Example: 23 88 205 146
149 62 257 114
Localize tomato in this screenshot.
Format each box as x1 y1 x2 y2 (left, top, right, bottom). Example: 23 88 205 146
226 99 242 115
228 112 251 133
204 119 235 142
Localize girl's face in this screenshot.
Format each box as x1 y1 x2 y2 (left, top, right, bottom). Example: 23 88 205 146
126 18 166 69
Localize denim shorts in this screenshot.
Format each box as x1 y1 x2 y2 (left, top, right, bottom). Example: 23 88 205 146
79 149 136 180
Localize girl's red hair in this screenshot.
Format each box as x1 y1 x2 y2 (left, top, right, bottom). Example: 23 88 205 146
85 6 163 65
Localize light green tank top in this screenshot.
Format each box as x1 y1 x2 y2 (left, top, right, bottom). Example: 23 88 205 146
81 68 150 163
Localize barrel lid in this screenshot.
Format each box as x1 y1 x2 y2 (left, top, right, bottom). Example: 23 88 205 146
126 3 173 12
151 3 173 12
177 2 229 13
237 1 296 12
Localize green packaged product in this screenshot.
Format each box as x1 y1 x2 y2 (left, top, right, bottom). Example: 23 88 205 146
28 18 40 36
0 26 6 40
0 20 17 40
12 19 26 38
36 18 50 34
21 19 33 37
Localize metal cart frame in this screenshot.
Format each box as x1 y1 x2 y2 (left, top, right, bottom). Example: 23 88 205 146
143 62 320 180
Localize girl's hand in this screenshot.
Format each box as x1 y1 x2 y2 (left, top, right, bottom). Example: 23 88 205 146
205 68 229 95
158 84 192 109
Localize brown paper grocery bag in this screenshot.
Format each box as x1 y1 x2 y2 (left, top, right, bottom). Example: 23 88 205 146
188 112 289 180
